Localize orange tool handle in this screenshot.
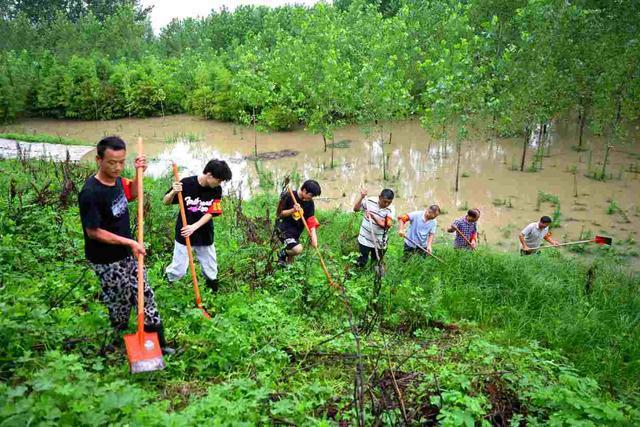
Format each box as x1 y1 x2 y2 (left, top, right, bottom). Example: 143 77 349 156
286 186 338 289
136 137 145 343
172 164 205 309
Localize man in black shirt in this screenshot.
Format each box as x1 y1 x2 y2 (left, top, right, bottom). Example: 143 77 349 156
276 180 321 266
163 159 232 292
78 136 173 354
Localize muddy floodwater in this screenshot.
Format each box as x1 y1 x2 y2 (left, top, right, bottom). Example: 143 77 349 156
3 115 639 261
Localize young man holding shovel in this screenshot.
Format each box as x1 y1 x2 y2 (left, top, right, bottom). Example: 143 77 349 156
163 159 232 292
78 136 174 355
353 188 395 268
448 208 480 250
398 204 441 257
276 180 322 266
519 215 560 255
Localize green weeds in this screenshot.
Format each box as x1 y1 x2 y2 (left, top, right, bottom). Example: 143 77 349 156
1 158 639 425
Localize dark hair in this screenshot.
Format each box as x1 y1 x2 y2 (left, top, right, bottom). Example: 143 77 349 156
540 215 553 224
428 204 441 214
203 159 232 181
301 179 321 196
97 136 126 158
380 189 395 200
467 208 480 219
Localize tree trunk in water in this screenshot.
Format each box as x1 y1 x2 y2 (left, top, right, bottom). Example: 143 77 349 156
600 143 611 180
578 110 586 148
330 137 335 169
615 96 622 125
322 134 327 153
520 126 529 172
253 107 257 156
577 108 582 130
455 141 462 192
536 123 544 170
388 132 392 145
492 113 497 136
442 124 447 154
381 138 386 180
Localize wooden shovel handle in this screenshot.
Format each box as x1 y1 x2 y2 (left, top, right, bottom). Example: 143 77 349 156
530 239 594 250
452 224 474 248
286 186 338 289
172 164 204 309
402 235 445 264
136 137 145 338
286 186 312 238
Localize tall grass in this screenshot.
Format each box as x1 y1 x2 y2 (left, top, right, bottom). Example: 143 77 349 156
1 157 639 424
378 247 640 393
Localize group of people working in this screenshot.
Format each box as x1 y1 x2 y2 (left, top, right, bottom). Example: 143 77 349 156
78 136 560 353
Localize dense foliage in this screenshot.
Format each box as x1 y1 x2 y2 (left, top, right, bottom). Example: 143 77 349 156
0 0 638 143
1 156 639 425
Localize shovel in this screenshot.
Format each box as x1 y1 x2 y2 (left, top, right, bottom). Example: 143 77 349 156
401 234 445 264
172 163 212 319
529 235 612 251
124 137 165 374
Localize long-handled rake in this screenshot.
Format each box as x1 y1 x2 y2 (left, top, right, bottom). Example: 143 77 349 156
401 234 445 264
286 186 339 289
452 224 475 250
172 163 212 319
530 235 612 251
124 137 165 374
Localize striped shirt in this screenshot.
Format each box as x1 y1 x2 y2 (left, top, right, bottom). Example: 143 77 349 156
521 222 549 248
357 198 395 248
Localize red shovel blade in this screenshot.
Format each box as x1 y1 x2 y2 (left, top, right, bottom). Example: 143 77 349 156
124 331 165 374
594 235 612 246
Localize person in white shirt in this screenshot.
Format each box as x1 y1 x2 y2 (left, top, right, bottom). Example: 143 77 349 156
519 216 560 255
353 188 395 268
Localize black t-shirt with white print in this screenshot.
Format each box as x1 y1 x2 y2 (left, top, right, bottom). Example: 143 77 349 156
78 175 133 264
276 190 315 239
167 176 222 246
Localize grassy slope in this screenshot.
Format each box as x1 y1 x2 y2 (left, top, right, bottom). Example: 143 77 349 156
0 158 638 425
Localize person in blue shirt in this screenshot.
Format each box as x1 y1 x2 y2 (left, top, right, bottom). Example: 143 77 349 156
398 204 441 257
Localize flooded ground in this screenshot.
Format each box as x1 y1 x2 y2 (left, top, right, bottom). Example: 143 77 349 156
3 115 639 261
0 138 94 161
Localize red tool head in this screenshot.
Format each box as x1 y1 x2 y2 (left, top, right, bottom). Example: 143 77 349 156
594 235 612 246
124 331 165 374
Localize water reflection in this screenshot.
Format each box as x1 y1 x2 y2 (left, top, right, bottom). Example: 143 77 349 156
146 141 252 196
1 115 638 260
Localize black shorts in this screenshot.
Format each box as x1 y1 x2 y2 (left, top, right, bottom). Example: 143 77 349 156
520 249 540 256
278 228 302 250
